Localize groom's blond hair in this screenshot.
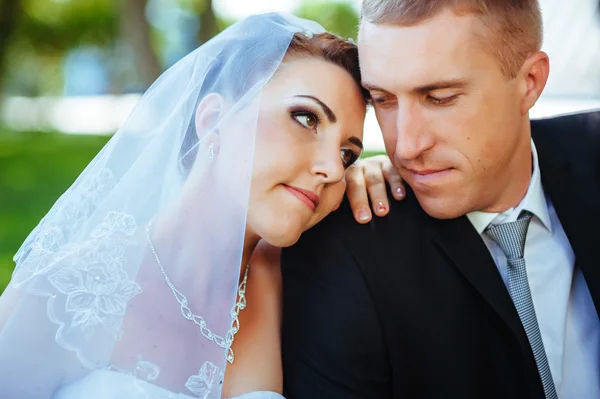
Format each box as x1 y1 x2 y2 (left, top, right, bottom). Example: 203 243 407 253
361 0 543 78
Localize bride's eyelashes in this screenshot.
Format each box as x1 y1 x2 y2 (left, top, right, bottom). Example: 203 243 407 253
289 108 360 169
341 147 360 168
290 109 321 131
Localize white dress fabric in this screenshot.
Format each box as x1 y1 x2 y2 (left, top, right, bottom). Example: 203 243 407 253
53 370 284 399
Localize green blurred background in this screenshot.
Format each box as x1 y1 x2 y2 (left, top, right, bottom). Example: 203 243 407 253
0 130 109 287
0 0 371 292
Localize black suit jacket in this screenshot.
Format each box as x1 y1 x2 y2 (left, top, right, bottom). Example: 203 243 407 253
281 110 600 399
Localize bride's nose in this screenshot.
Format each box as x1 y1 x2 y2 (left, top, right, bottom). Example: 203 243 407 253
309 144 345 184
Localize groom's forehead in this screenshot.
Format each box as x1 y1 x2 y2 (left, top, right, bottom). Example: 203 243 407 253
358 10 481 51
357 17 488 87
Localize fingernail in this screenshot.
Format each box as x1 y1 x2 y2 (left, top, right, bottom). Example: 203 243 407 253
377 201 386 213
395 187 404 197
358 209 370 221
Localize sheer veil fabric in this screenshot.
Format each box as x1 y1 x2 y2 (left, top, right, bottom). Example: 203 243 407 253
0 13 325 399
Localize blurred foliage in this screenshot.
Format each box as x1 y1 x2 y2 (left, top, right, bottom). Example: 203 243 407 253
176 0 219 43
0 129 109 291
294 0 359 40
2 0 119 95
0 0 360 95
0 0 21 81
19 0 119 54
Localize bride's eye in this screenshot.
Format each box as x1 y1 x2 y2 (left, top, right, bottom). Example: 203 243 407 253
341 148 359 168
291 110 320 130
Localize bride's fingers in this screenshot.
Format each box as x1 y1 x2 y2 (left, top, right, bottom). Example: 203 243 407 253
345 164 372 224
363 161 390 217
382 159 405 201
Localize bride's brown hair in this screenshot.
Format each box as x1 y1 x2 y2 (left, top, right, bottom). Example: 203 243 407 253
286 32 369 101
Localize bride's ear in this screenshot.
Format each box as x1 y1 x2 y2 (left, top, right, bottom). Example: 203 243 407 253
194 93 225 138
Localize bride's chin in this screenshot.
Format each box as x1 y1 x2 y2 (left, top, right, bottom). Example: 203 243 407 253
247 206 310 248
261 230 302 248
257 222 304 248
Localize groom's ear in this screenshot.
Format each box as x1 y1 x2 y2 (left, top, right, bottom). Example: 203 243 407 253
194 93 225 138
518 51 549 115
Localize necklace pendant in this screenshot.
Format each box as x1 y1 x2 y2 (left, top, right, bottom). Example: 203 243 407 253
226 348 234 364
232 318 240 333
181 306 193 320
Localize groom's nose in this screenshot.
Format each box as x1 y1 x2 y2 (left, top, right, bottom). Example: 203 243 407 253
394 104 435 162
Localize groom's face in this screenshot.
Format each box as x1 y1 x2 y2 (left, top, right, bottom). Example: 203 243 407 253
359 9 531 219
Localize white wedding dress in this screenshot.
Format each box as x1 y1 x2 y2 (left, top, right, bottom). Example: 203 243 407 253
53 369 284 399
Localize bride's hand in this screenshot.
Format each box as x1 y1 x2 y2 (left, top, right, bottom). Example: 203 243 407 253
344 154 405 224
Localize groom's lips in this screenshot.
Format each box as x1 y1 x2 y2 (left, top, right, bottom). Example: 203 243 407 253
406 168 453 184
283 185 320 210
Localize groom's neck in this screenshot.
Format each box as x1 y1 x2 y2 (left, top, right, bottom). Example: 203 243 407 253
479 139 533 214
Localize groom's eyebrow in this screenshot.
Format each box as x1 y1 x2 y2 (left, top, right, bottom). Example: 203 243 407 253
294 95 337 123
361 82 389 93
362 79 469 94
413 79 469 94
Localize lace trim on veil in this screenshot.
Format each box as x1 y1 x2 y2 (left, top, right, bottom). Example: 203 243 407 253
13 168 142 368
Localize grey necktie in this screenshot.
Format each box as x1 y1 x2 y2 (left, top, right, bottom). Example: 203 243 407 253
486 211 558 399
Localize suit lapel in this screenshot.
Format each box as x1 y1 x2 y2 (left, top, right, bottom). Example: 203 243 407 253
432 217 533 353
535 131 600 317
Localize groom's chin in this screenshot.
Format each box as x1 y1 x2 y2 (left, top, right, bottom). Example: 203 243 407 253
414 194 468 220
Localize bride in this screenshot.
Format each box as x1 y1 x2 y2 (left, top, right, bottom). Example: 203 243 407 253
0 12 400 399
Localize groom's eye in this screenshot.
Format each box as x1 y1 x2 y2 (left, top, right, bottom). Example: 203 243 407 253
370 94 396 109
427 94 458 106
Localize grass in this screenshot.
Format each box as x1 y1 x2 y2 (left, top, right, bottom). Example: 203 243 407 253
361 150 385 158
0 130 109 291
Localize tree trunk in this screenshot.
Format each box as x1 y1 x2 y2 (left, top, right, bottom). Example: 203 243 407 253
120 0 162 88
0 0 22 86
197 0 218 45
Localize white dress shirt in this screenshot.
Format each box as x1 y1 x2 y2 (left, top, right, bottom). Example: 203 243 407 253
467 140 600 398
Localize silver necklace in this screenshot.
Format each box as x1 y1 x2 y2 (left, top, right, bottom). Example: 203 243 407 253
145 224 249 364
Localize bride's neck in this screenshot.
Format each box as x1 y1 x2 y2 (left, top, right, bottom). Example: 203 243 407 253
151 208 261 283
241 227 260 280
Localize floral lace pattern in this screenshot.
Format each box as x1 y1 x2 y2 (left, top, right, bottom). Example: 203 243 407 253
10 168 144 367
186 361 223 399
126 358 180 399
115 357 223 398
133 357 161 382
47 212 141 339
47 211 141 341
14 168 118 281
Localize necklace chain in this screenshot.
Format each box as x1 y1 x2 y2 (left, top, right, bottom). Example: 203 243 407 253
145 224 249 364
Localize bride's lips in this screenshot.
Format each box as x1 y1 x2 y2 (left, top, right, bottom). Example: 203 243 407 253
283 185 319 210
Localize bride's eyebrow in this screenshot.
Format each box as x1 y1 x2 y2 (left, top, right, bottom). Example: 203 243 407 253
348 136 363 149
293 95 337 123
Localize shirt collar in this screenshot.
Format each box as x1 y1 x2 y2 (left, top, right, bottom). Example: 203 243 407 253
466 139 552 234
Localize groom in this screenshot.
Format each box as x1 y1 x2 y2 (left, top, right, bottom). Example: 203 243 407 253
281 1 600 398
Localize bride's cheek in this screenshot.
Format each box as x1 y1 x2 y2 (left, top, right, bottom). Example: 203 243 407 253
321 182 347 214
